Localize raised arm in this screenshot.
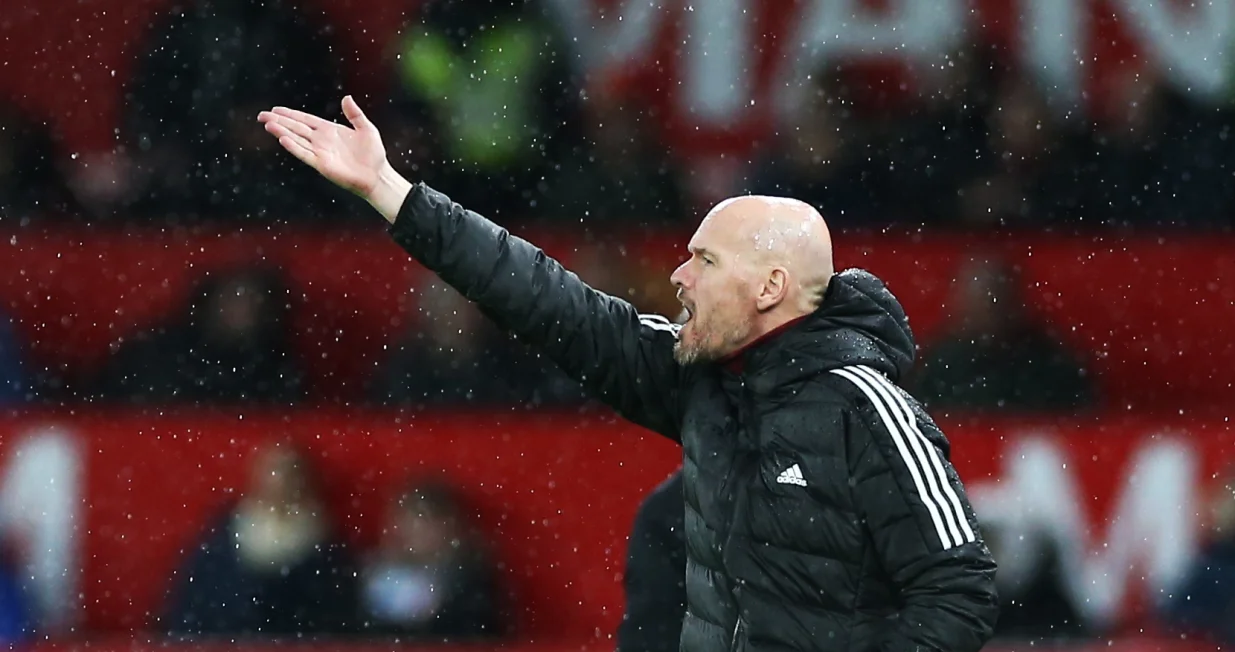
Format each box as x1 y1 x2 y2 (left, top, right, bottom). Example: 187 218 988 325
258 97 685 439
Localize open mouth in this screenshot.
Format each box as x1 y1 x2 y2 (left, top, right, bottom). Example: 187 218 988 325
676 290 695 327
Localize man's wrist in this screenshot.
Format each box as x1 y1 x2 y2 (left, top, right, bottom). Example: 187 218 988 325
367 161 414 225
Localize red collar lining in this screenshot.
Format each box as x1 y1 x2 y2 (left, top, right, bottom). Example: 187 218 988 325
721 315 811 374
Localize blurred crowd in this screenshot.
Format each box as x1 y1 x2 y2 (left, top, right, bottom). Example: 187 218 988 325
0 0 1233 648
750 58 1233 231
0 249 1099 415
3 0 1165 413
0 439 511 644
160 442 507 642
0 0 1231 230
60 264 588 408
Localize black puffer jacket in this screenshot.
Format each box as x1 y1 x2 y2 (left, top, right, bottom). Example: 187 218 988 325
387 183 999 651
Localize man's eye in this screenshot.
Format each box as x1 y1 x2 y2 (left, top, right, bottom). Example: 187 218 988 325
702 258 714 266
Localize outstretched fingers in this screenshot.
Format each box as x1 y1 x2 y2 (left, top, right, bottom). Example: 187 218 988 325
269 106 332 130
263 120 303 144
264 121 317 162
260 112 316 141
279 135 317 166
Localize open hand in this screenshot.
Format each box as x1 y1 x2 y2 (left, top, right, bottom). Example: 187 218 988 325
258 96 411 222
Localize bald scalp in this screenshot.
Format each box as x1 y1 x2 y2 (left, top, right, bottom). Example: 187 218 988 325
705 195 835 313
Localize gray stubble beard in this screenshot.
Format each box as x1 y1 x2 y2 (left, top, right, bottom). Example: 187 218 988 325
672 318 753 366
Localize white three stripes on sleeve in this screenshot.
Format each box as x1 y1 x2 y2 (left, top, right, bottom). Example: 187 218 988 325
638 314 681 335
850 365 976 547
830 365 977 551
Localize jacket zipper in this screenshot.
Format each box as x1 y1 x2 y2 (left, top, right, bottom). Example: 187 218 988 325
731 615 743 651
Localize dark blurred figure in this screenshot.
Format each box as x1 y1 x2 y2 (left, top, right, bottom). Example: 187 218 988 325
0 536 34 645
97 264 306 404
1159 466 1235 645
0 309 27 407
1076 67 1233 228
956 76 1087 228
356 478 506 640
121 0 348 223
983 519 1090 642
617 469 686 652
882 46 997 225
370 279 580 407
0 104 82 220
164 442 360 639
746 71 872 227
549 89 687 224
911 253 1096 412
382 0 585 221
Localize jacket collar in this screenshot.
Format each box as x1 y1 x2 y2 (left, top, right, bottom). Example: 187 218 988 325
720 315 811 375
716 269 916 394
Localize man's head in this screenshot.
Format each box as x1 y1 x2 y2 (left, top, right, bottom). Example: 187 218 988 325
951 254 1025 336
415 280 483 353
246 442 318 513
988 77 1055 162
384 480 469 563
670 195 834 365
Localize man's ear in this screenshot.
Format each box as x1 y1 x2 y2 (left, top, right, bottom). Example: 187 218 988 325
755 267 789 313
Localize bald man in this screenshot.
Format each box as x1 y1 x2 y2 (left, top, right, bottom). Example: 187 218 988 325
258 98 999 652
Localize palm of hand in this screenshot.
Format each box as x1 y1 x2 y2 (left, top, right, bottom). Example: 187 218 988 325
258 96 387 197
312 121 385 195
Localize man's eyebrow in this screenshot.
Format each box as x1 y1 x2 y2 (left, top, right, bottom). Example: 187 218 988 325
689 246 716 258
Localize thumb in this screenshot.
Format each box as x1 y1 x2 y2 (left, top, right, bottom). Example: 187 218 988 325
342 95 372 131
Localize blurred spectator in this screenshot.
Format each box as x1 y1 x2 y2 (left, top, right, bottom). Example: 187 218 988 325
1076 68 1233 228
884 46 997 225
95 264 306 404
1076 68 1166 227
983 519 1090 642
548 90 687 224
0 537 34 645
356 478 505 640
370 279 579 407
0 104 82 220
0 309 26 406
1159 466 1235 645
163 442 359 639
745 71 873 227
911 253 1096 412
121 0 349 223
956 76 1087 228
617 468 686 652
382 0 585 221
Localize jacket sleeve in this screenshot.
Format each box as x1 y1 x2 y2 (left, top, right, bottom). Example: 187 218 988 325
835 370 999 652
386 182 684 439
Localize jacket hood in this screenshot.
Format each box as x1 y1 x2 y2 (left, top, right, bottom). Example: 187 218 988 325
737 268 916 392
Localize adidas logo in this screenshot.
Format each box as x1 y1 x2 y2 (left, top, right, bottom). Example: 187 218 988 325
776 463 807 487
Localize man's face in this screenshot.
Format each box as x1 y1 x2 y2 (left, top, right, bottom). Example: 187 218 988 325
953 259 1017 335
396 506 454 558
249 447 309 510
669 211 758 365
990 81 1051 161
212 280 262 337
1209 476 1235 538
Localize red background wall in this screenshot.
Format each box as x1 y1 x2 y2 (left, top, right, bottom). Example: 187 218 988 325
0 410 1230 640
0 409 682 639
3 228 1232 410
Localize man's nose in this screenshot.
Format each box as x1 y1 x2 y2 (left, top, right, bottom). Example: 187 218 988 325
670 261 689 288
